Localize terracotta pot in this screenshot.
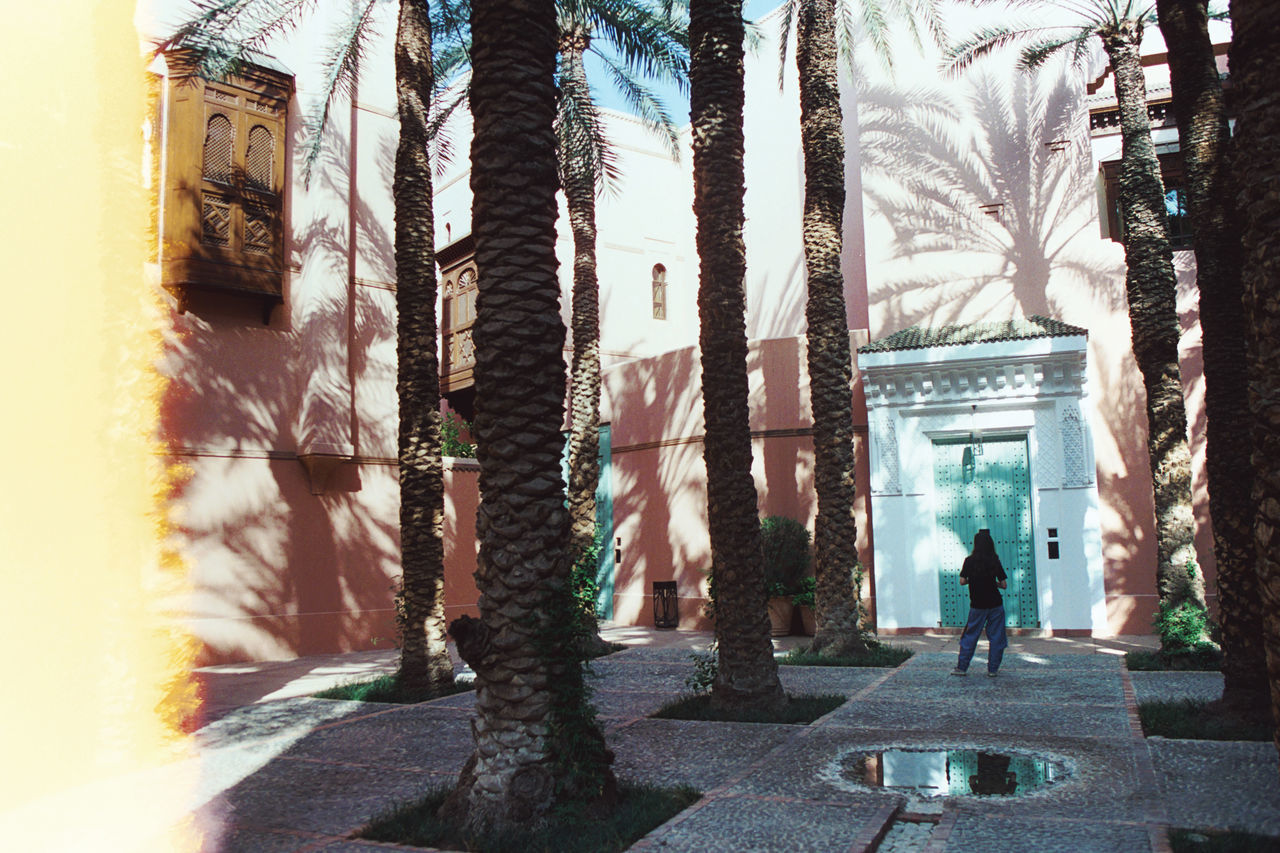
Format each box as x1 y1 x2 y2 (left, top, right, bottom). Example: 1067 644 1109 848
798 605 816 636
767 597 795 637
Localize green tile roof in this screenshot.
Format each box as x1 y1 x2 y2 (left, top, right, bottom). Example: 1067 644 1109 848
858 315 1087 354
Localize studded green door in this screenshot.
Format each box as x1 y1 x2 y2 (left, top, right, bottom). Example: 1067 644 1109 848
934 436 1037 628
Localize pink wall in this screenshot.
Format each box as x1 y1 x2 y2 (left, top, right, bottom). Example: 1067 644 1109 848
442 460 482 624
599 335 872 630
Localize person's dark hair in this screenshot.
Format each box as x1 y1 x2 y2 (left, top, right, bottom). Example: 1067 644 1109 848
973 529 996 558
970 529 1003 574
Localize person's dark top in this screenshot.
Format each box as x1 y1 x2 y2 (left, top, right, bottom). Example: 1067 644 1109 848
961 553 1007 609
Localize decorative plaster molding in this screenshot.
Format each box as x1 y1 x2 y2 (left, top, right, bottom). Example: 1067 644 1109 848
860 351 1087 408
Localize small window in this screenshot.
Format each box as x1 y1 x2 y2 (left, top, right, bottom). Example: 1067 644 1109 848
1101 152 1192 249
652 264 667 320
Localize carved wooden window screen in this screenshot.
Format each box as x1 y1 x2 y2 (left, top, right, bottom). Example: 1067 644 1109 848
442 264 479 391
198 85 283 257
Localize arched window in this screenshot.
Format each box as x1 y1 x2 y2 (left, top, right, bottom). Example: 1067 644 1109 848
651 264 667 320
202 113 234 183
244 125 275 191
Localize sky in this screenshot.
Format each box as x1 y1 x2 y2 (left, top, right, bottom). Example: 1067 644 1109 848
590 0 786 122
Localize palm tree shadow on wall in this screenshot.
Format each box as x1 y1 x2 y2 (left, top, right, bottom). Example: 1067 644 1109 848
856 66 1160 622
163 126 403 688
859 70 1125 327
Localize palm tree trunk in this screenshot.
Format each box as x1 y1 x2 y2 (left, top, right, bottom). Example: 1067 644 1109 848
1228 0 1280 768
1101 19 1206 632
560 36 603 570
1157 0 1266 711
690 0 785 712
394 0 453 694
796 0 866 658
445 0 614 831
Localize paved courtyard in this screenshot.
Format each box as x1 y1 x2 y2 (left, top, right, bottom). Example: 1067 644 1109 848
188 629 1280 852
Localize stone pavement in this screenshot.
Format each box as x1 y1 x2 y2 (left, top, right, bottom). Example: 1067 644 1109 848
188 628 1280 852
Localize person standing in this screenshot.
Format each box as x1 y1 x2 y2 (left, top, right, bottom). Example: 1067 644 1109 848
952 528 1009 677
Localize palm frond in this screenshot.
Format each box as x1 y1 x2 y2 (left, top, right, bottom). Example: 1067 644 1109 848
299 0 381 184
858 0 894 72
160 0 324 82
428 82 470 177
556 60 620 194
583 0 689 88
595 52 683 162
902 0 946 55
944 24 1050 76
775 0 799 90
1019 28 1093 70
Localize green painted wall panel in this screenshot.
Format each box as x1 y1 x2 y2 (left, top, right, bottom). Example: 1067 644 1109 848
561 425 615 620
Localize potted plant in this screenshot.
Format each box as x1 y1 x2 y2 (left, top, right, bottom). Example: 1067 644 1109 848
761 516 811 636
792 576 816 636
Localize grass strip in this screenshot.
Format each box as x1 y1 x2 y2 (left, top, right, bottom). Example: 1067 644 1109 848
359 783 700 852
652 692 845 724
779 641 912 668
1126 649 1222 671
1171 828 1280 852
313 673 471 704
1138 699 1271 742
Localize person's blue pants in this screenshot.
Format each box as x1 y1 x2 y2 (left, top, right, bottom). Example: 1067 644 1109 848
956 605 1008 673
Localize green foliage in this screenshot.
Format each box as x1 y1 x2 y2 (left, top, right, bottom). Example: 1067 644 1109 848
685 642 718 695
1155 572 1218 653
779 640 913 668
760 516 811 595
701 567 717 620
652 693 845 724
1171 828 1280 853
359 783 701 852
440 411 475 457
1125 648 1222 672
313 673 470 704
572 527 604 622
1138 699 1271 742
791 576 816 608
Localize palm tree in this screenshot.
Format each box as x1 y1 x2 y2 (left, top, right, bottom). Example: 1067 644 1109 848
432 0 688 579
162 0 457 690
949 0 1207 646
1156 0 1265 711
443 0 615 830
556 0 688 579
778 0 941 657
1228 0 1280 763
393 0 456 694
690 0 786 712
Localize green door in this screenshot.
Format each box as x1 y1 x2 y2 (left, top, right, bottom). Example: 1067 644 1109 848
561 425 615 620
934 435 1037 628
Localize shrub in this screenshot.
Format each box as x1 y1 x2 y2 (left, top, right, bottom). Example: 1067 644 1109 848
791 576 816 608
1155 595 1217 654
440 412 475 457
760 516 811 596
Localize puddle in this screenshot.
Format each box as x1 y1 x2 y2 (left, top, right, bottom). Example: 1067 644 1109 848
842 748 1066 798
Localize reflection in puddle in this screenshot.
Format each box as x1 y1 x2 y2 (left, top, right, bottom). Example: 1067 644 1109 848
848 749 1065 798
